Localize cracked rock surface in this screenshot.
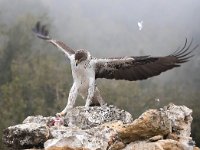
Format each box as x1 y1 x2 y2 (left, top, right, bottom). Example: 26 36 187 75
2 104 199 150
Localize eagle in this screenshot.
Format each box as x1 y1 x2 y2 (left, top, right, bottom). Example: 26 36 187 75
33 22 197 116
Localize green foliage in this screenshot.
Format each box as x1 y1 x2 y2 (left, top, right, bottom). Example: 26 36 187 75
0 15 72 149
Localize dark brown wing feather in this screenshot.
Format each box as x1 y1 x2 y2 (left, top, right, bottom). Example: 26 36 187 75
95 39 198 81
32 21 75 56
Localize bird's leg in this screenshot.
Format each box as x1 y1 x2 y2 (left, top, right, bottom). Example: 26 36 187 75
56 84 77 116
94 87 106 106
85 78 95 109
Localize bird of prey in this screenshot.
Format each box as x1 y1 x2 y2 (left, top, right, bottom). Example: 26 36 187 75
33 22 197 116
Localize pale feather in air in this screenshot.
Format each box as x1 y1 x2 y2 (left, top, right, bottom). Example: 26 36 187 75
138 21 143 30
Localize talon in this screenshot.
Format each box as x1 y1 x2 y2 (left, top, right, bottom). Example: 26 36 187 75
56 112 65 117
85 105 90 111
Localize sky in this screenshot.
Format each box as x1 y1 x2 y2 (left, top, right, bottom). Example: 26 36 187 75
39 0 200 56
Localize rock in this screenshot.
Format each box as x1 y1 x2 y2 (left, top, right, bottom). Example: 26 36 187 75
64 105 133 129
23 115 54 126
44 125 117 150
22 105 133 129
2 104 199 150
112 109 171 143
163 103 193 146
123 139 189 150
148 135 163 142
23 115 64 127
2 123 49 149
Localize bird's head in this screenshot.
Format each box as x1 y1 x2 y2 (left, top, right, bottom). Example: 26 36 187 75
75 49 89 66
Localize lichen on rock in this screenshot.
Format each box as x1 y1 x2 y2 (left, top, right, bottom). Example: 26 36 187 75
3 123 49 149
64 105 133 129
2 104 199 150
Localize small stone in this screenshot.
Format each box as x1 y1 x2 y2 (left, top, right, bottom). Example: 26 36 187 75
148 135 163 142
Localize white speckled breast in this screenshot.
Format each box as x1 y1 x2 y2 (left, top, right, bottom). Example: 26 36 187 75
71 59 95 99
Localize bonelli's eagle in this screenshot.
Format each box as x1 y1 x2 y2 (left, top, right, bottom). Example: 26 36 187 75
33 22 197 116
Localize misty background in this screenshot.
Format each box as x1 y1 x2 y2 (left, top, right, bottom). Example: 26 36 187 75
0 0 200 149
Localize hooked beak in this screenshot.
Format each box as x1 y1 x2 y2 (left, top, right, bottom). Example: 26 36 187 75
75 60 79 66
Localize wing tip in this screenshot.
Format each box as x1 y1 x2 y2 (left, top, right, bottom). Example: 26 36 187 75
32 21 51 40
172 38 198 63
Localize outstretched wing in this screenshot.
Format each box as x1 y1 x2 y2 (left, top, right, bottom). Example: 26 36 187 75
95 39 198 81
32 22 75 59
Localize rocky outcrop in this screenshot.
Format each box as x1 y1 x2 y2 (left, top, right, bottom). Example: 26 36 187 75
3 123 49 149
2 104 199 150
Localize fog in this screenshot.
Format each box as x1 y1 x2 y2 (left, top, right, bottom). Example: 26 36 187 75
0 0 199 79
1 1 200 147
1 0 200 54
1 0 199 82
43 0 200 53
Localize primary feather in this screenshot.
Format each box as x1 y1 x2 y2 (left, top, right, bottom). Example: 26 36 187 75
32 21 75 57
95 39 198 81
